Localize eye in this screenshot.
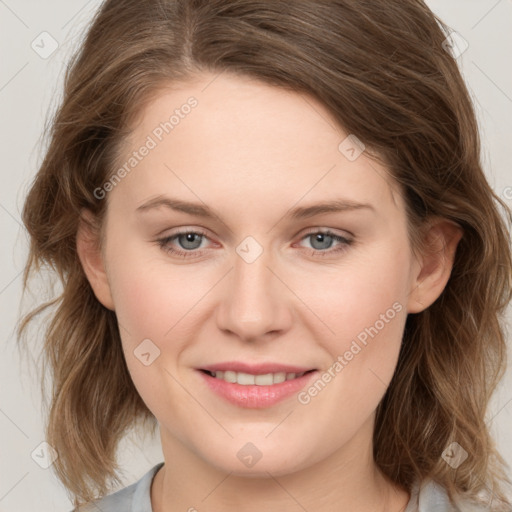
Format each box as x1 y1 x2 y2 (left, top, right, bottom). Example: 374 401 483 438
156 228 353 259
296 229 353 257
157 229 210 259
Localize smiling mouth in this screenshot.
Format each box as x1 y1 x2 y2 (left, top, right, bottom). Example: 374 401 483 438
199 369 316 386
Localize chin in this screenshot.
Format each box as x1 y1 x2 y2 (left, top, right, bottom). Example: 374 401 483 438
204 448 307 478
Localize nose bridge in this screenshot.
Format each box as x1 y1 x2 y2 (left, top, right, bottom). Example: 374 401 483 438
216 239 290 340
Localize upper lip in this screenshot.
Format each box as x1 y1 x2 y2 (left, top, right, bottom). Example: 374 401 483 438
199 362 317 375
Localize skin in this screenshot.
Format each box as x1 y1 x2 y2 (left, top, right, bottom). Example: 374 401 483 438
77 72 462 512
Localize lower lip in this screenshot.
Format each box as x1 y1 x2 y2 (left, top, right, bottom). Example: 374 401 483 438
198 370 318 408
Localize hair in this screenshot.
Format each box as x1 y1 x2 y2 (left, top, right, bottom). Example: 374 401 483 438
17 0 512 509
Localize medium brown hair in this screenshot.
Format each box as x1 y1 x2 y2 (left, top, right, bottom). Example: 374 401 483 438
17 0 512 509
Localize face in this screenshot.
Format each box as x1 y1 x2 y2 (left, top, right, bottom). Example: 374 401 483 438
92 72 423 476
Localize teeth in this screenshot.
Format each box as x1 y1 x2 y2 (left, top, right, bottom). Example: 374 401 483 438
208 370 308 385
238 372 255 385
255 374 273 385
273 372 287 384
223 371 236 383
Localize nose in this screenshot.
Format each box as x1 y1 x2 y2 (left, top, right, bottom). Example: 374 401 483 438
215 247 293 343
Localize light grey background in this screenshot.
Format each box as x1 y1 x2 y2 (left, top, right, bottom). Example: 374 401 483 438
1 1 511 510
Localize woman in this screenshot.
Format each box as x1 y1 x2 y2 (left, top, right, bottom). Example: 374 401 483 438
17 0 512 510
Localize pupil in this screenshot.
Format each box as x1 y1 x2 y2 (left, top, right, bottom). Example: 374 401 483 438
313 233 331 250
179 232 201 250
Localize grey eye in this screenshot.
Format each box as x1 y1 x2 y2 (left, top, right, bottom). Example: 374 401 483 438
177 233 204 250
307 233 336 250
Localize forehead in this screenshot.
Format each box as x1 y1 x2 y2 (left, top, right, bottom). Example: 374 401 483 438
110 72 402 219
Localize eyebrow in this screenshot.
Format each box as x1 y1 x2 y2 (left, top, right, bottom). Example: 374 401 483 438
136 195 374 221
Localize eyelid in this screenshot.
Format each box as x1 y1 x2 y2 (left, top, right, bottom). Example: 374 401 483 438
299 226 353 240
157 226 353 259
159 226 352 245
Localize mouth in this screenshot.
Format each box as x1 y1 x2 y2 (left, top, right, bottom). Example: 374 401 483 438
196 364 319 408
199 369 316 386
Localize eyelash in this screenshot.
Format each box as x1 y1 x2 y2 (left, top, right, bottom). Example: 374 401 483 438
156 228 353 259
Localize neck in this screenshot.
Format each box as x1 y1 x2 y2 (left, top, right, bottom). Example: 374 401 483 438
151 418 410 512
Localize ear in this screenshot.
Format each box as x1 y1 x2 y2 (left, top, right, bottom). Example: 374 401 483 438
76 209 115 311
407 218 463 314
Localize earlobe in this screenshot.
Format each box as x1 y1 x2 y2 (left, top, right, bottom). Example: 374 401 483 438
76 209 115 311
407 219 463 314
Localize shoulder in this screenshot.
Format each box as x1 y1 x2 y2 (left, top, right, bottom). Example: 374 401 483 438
407 478 498 512
68 462 164 512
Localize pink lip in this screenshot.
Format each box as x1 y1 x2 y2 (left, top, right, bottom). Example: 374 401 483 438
199 361 316 375
197 368 319 409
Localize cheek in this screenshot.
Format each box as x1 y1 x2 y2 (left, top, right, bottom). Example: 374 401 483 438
110 270 173 339
106 256 197 416
295 241 411 419
308 242 411 414
298 239 412 346
106 245 203 343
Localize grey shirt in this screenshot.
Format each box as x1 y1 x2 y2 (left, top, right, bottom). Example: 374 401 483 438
72 462 489 511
